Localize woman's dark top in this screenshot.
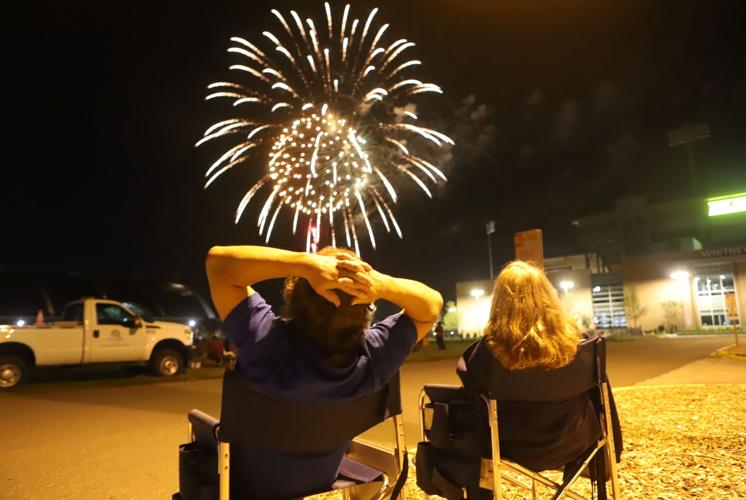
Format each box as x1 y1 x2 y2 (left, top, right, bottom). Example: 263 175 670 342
456 336 605 472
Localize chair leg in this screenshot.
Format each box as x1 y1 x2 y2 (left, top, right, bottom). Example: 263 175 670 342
531 478 537 499
219 442 230 500
488 399 501 500
392 414 409 499
600 383 621 500
418 389 428 443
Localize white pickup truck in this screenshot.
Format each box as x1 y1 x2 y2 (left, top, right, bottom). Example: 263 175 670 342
0 297 195 389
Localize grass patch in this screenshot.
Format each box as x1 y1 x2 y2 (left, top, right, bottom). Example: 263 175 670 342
605 334 643 342
674 329 745 336
405 339 474 363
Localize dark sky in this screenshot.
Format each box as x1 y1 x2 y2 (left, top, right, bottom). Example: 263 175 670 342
3 0 745 302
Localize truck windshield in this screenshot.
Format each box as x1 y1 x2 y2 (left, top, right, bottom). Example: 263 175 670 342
122 302 155 323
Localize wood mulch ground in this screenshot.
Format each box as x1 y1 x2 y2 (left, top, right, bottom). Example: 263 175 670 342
315 384 746 499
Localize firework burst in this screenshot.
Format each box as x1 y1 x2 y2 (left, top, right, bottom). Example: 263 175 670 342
198 3 453 254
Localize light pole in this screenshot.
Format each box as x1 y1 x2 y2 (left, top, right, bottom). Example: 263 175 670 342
559 280 574 296
485 221 495 279
667 122 710 196
719 274 725 326
706 278 715 327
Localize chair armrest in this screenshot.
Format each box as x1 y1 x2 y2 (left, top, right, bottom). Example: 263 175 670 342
347 438 399 482
188 409 220 451
422 384 467 405
422 383 463 390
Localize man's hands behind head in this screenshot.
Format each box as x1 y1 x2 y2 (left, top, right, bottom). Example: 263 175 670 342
334 254 388 306
307 250 443 341
303 252 376 307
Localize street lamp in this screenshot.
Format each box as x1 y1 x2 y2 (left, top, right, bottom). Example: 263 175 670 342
705 278 716 326
718 274 726 326
485 221 495 279
559 280 574 293
470 288 485 299
670 270 690 280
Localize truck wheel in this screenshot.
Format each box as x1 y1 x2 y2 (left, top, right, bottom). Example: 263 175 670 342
0 356 28 390
151 348 183 377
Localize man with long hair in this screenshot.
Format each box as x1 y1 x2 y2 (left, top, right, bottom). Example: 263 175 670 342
205 245 442 498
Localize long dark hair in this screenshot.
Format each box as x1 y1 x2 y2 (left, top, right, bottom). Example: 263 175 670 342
283 247 373 366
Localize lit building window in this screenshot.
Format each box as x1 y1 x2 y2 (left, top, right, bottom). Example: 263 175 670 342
693 265 739 327
591 280 627 328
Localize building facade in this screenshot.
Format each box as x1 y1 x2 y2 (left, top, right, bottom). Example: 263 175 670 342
456 193 746 337
621 246 745 331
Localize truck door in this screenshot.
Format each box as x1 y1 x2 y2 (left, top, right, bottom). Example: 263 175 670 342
89 303 147 362
52 302 87 365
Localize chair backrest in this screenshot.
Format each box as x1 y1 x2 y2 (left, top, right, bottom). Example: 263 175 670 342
218 369 403 453
464 335 606 401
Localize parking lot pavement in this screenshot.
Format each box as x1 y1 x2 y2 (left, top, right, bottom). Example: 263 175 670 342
1 334 736 499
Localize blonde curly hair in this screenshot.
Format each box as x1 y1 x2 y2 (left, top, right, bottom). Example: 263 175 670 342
484 260 580 370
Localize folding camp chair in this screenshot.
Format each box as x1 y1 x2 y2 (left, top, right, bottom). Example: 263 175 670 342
174 368 408 500
418 336 621 500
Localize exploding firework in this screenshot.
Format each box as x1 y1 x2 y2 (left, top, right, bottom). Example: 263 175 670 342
198 3 453 254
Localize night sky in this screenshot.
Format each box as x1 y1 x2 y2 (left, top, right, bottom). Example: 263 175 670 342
4 0 746 302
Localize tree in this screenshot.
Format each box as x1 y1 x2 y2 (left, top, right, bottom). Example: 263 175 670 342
442 301 459 332
624 287 648 329
660 301 683 333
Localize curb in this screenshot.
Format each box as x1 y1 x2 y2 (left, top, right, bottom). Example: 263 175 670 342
711 344 746 362
615 383 746 392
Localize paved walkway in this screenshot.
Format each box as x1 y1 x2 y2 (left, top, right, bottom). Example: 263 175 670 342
635 355 744 385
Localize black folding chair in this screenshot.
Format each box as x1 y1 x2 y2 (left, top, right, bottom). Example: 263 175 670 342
174 369 409 500
418 336 621 500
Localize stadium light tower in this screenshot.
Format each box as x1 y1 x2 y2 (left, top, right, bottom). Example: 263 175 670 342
667 122 710 196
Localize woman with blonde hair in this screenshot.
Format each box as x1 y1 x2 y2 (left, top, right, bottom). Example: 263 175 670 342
482 260 581 371
449 260 621 496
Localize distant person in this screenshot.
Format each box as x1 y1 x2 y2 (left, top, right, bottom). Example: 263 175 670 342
206 245 442 499
457 261 621 478
434 320 446 350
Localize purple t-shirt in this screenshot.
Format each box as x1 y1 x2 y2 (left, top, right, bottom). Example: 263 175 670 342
221 292 417 498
